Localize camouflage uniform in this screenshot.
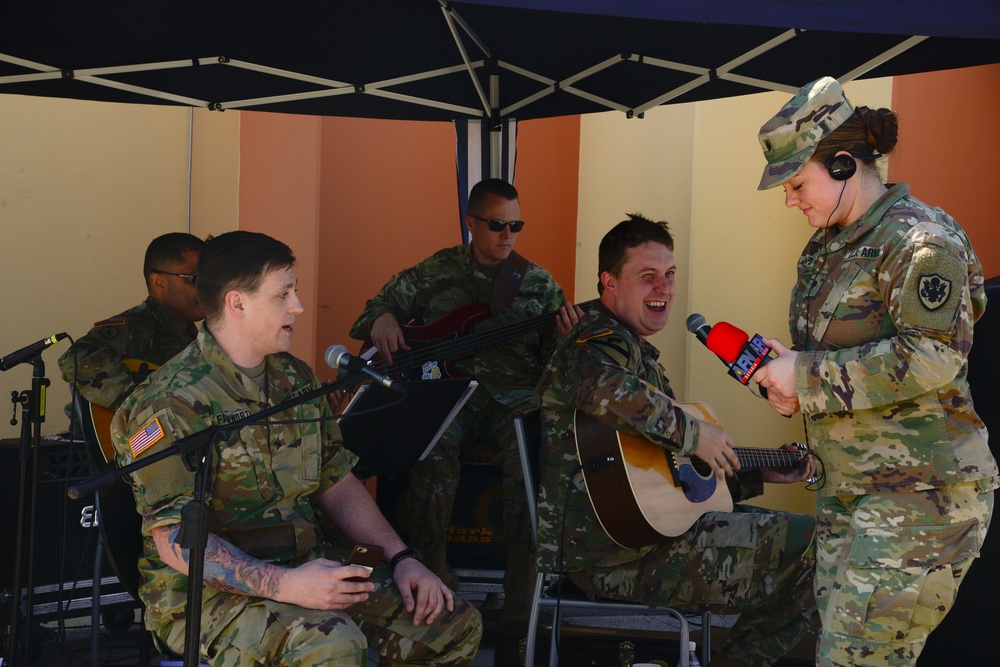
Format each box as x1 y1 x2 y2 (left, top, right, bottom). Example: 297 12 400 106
111 327 481 666
58 296 197 410
350 243 566 615
788 183 997 666
535 303 817 667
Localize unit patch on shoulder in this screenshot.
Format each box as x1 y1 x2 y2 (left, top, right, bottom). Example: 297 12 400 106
129 417 165 457
579 327 631 365
918 274 952 311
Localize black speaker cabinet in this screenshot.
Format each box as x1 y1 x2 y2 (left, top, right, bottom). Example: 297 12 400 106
376 451 507 571
0 438 132 620
918 277 999 666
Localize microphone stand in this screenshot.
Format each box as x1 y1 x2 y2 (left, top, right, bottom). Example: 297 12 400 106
68 372 368 667
5 356 49 667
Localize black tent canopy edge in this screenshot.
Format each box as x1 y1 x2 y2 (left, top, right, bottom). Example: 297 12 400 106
0 0 997 121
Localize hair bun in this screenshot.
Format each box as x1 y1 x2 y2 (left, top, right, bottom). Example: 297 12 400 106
858 106 899 156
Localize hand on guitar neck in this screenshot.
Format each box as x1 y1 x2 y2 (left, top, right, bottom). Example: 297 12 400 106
760 444 817 484
677 401 814 484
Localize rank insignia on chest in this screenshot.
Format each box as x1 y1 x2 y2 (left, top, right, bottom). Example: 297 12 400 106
918 274 952 311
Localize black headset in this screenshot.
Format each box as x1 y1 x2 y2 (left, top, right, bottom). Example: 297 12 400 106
824 154 857 181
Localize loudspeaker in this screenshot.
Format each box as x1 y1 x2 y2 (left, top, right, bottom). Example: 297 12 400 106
0 438 129 620
375 451 507 571
824 154 856 180
917 277 1000 666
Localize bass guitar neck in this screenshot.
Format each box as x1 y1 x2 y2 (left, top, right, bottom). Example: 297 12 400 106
361 299 597 381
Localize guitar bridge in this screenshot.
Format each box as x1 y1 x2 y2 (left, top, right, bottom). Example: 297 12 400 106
581 454 617 473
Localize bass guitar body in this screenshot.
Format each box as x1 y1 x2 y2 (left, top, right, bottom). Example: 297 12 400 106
360 303 491 381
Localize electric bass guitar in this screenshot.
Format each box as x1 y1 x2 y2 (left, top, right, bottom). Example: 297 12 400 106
360 299 596 381
574 401 808 549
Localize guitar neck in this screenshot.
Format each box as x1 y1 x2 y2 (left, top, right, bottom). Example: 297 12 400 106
734 447 804 469
439 298 597 358
384 298 598 373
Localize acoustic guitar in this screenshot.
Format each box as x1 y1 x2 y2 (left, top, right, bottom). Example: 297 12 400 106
574 401 808 549
360 299 596 381
85 358 159 464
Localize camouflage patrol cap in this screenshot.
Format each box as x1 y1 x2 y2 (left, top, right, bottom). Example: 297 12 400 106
757 76 854 190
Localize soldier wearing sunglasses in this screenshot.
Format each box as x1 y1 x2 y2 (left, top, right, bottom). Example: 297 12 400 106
58 232 206 414
350 178 579 623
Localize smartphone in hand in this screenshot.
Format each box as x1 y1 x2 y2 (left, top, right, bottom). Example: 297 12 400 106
344 544 384 581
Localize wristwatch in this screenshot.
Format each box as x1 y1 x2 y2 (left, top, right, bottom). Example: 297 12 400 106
389 547 423 568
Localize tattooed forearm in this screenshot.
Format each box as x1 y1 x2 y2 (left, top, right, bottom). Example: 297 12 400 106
162 525 282 598
202 535 282 597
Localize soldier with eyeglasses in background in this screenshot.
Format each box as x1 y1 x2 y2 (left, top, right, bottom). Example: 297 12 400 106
59 232 206 415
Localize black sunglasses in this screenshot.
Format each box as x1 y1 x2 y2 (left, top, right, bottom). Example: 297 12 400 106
469 213 525 233
152 269 197 285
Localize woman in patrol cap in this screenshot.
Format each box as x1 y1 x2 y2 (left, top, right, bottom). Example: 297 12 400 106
751 76 997 666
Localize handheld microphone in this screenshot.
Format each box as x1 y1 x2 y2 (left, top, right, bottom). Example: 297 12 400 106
1 332 69 372
684 313 712 345
325 344 404 394
686 314 771 397
687 314 744 366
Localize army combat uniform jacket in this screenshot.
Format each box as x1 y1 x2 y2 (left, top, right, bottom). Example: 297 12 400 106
349 243 566 410
791 184 997 666
790 183 997 495
111 327 358 647
59 296 198 410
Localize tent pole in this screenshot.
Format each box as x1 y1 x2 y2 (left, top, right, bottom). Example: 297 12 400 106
489 70 500 178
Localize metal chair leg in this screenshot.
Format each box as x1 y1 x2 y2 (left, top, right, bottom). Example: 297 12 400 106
548 596 561 667
523 573 545 666
701 612 712 666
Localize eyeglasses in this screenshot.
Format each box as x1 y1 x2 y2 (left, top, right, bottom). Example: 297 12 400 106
153 269 197 285
469 213 525 233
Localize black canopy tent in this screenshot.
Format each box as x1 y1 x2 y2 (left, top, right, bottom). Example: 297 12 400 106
3 0 997 176
1 0 998 122
2 0 997 175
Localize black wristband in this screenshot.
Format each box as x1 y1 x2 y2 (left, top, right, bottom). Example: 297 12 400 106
389 547 423 568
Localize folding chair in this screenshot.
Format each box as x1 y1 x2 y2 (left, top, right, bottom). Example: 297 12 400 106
515 411 712 667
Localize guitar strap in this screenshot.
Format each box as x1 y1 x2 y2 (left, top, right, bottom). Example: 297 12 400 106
492 250 530 315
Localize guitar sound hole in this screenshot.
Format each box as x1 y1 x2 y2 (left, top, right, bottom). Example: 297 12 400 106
691 458 712 477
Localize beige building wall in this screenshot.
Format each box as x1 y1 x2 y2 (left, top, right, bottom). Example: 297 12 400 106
577 78 892 514
0 97 239 440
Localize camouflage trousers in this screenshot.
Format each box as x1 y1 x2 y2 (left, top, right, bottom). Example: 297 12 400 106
569 505 818 667
815 478 995 666
155 559 482 666
404 389 536 617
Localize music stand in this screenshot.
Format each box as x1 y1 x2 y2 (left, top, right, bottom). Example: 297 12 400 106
339 379 477 478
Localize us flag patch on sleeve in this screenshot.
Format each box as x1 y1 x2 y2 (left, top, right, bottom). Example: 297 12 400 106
130 417 165 457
